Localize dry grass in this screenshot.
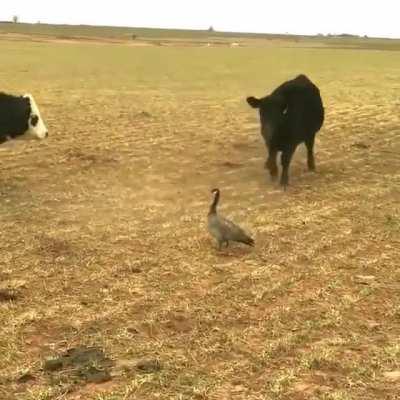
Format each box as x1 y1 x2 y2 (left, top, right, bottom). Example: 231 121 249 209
0 35 399 400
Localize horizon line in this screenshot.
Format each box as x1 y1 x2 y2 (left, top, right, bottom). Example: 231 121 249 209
0 20 399 41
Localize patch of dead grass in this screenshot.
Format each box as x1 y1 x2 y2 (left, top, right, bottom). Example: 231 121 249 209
1 39 399 400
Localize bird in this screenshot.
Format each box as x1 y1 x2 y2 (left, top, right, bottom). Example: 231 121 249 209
207 188 255 250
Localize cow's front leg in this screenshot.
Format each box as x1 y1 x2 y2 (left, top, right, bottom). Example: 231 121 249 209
265 148 278 181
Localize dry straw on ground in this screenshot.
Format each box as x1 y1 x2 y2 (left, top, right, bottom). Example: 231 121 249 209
0 31 399 400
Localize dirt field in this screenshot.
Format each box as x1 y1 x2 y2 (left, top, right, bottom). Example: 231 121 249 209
0 35 399 400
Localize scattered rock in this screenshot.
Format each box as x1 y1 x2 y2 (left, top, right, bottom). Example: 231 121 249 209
0 289 18 302
383 370 400 382
62 347 113 369
366 321 381 330
219 161 243 168
43 346 113 383
351 142 370 149
113 359 138 375
231 385 246 393
164 314 192 334
293 382 317 393
126 326 140 334
82 366 112 384
136 358 162 373
16 372 35 383
354 275 376 285
43 358 63 371
138 111 152 118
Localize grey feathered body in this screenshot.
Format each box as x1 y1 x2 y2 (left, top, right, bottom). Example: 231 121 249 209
207 189 254 249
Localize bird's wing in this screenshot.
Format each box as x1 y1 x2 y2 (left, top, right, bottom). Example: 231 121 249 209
218 216 251 241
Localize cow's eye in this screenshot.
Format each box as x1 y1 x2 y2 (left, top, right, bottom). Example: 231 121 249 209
30 115 39 127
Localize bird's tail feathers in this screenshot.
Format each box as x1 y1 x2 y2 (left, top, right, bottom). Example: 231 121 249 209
241 236 255 247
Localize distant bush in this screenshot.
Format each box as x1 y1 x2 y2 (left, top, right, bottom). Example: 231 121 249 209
338 33 360 38
12 15 18 24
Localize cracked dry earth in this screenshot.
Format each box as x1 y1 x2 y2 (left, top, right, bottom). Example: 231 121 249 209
0 42 400 399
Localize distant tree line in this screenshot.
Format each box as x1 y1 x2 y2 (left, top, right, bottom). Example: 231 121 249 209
317 32 368 39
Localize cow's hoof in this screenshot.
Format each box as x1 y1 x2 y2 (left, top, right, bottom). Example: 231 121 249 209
280 178 289 190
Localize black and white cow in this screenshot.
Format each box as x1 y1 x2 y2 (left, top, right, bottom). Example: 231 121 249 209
247 74 324 188
0 92 48 144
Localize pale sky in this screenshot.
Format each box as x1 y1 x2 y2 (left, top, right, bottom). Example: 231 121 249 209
2 0 400 38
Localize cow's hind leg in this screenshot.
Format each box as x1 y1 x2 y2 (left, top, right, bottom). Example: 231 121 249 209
305 135 316 171
280 147 296 189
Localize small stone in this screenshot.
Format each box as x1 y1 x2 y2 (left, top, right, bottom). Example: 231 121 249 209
113 359 138 375
294 383 312 392
136 359 162 373
43 358 63 371
352 142 370 149
367 321 380 330
84 366 112 384
127 326 140 334
383 371 400 382
0 289 18 302
354 275 376 285
17 372 35 383
231 385 246 393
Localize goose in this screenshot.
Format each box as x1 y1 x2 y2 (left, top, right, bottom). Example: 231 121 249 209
207 188 254 250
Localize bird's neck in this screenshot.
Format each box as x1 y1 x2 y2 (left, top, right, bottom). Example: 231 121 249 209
208 192 219 215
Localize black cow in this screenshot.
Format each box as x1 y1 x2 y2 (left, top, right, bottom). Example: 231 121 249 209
247 74 324 188
0 92 48 144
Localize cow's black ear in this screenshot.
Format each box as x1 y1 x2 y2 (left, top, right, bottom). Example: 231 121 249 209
246 96 261 108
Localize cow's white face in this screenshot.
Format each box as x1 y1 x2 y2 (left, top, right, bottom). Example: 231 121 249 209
23 94 48 140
